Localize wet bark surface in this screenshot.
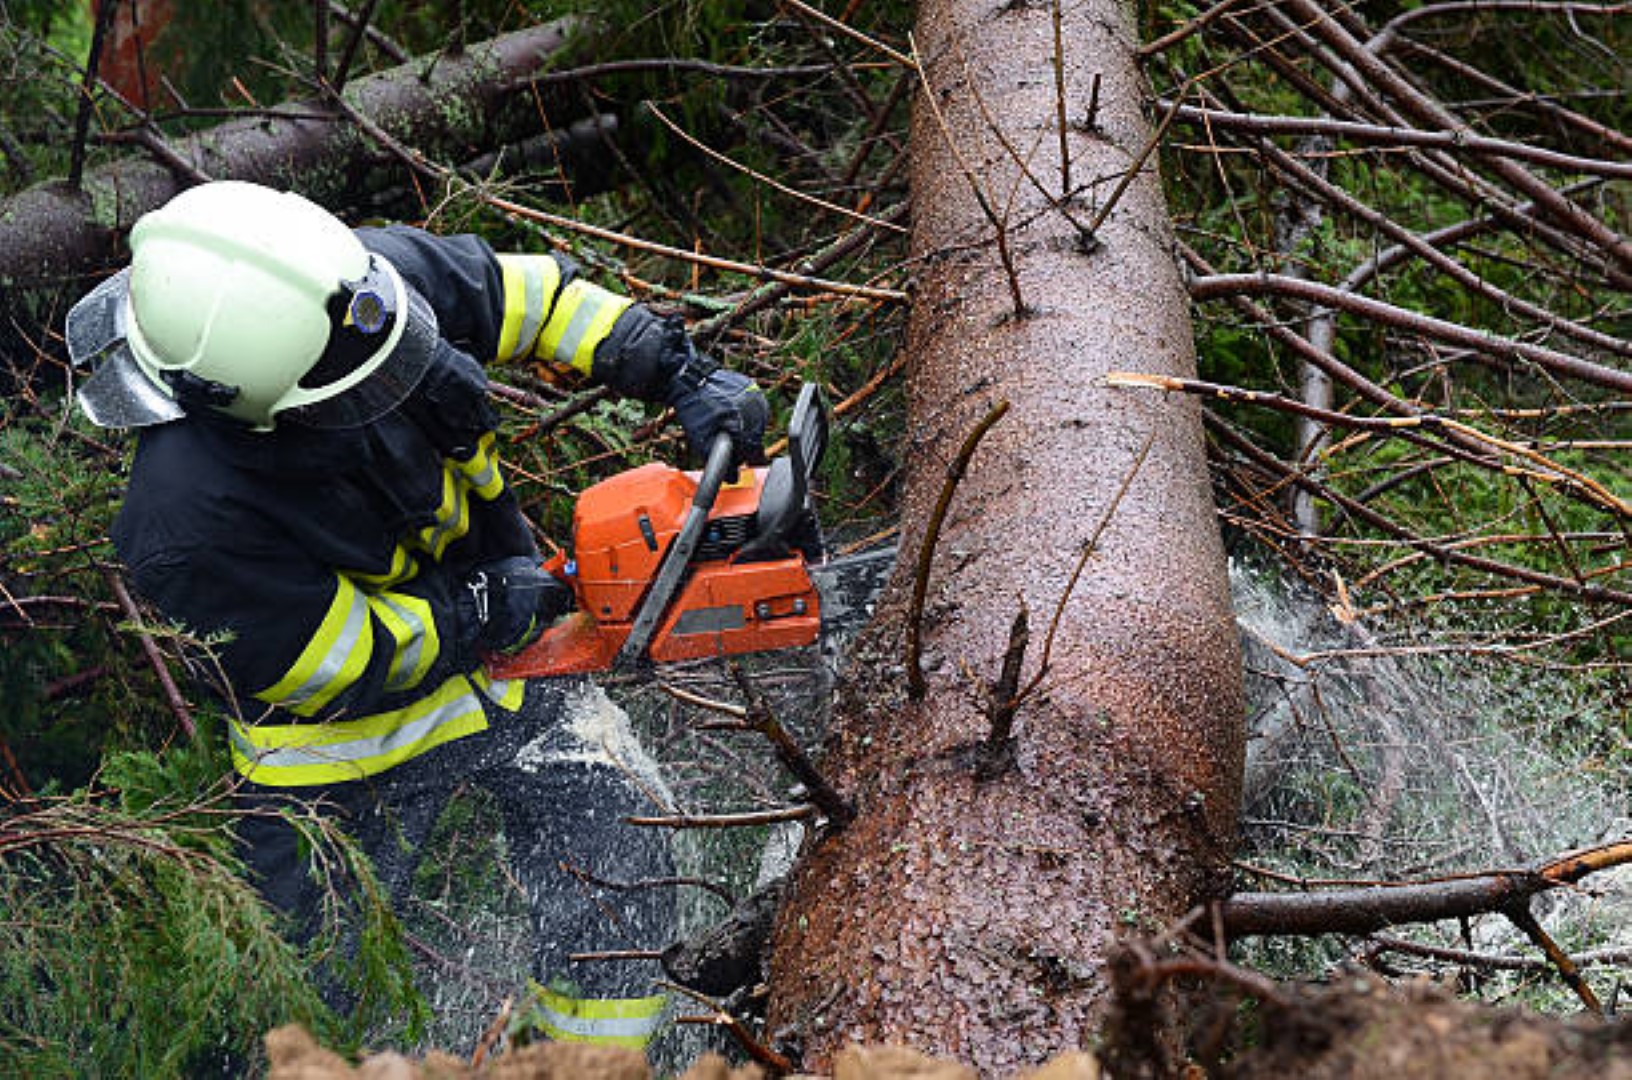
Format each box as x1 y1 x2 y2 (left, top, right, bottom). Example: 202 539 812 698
765 0 1245 1073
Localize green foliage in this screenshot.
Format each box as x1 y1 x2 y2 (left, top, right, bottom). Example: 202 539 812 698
0 737 321 1076
0 731 434 1075
0 406 158 791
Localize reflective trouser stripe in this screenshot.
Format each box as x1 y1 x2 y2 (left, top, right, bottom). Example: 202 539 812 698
257 576 372 717
535 279 632 375
229 673 489 786
371 590 436 692
495 254 563 363
471 669 524 711
532 987 666 1048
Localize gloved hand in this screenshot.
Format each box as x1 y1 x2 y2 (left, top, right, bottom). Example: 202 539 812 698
456 556 575 663
667 350 769 468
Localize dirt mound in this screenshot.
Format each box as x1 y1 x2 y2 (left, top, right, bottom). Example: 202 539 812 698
264 1028 1101 1080
1214 978 1632 1080
267 980 1632 1080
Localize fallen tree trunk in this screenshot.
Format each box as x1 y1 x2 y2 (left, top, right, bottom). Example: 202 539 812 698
0 20 578 290
765 0 1245 1072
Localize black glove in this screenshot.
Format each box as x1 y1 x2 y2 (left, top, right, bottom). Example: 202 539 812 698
456 556 575 663
667 350 769 468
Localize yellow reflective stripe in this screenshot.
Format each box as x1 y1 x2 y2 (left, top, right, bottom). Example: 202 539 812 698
532 987 666 1048
495 254 562 363
415 467 471 559
535 279 632 375
351 544 419 589
453 432 505 501
371 590 437 692
471 669 524 711
256 576 373 717
228 674 490 786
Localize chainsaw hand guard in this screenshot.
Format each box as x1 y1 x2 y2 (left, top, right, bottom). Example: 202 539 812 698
458 556 575 663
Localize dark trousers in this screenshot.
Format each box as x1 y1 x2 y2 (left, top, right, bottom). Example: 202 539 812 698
235 677 676 1000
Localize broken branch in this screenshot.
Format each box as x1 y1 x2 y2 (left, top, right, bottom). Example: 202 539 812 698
905 400 1011 699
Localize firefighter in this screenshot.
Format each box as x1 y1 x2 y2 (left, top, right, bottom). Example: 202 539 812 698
65 180 768 1048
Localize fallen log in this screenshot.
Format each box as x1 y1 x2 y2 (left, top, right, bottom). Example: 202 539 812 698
0 20 578 290
1219 839 1632 939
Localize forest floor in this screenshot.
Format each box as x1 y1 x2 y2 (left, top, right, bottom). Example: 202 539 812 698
266 975 1631 1080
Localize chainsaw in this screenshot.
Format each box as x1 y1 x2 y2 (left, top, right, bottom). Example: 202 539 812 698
488 383 894 678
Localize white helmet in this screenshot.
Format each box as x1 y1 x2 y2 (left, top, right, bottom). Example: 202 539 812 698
67 180 437 431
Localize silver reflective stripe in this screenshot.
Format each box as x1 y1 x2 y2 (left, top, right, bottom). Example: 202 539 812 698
536 1003 665 1042
236 686 483 771
550 294 608 368
420 469 471 556
374 593 429 691
227 719 258 762
281 587 369 711
511 260 547 362
459 447 500 496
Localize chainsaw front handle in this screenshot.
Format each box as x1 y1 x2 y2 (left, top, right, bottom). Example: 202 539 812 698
614 433 736 668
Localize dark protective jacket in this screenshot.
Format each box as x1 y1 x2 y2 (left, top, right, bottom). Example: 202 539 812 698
112 226 677 787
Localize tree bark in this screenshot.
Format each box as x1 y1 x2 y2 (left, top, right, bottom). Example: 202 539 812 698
0 21 576 290
765 0 1244 1073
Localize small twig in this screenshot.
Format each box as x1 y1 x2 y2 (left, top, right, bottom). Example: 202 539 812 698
1138 0 1254 57
693 202 909 348
976 604 1029 781
487 191 908 305
1016 423 1158 708
1052 0 1070 197
777 0 914 68
1502 900 1604 1014
626 806 816 829
570 949 664 963
906 400 1011 699
69 0 122 189
469 996 511 1069
561 857 738 907
1109 370 1632 518
103 569 196 740
646 102 906 237
731 663 855 829
323 91 907 306
910 33 1028 314
1083 77 1194 241
313 0 329 83
1369 933 1632 973
329 0 381 92
504 384 615 441
660 980 795 1073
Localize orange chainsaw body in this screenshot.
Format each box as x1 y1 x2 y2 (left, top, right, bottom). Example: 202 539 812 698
488 460 822 678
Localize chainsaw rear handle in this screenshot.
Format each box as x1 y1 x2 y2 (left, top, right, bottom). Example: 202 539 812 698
614 432 737 667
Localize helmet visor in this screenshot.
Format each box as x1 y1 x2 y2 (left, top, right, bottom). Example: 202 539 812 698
66 269 185 429
281 282 439 430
